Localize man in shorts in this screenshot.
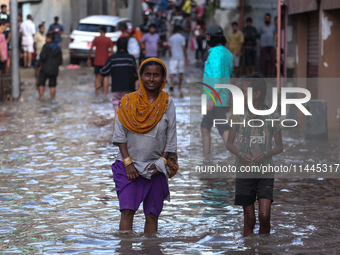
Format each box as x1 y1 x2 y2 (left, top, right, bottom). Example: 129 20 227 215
227 22 244 78
20 14 36 68
201 24 234 156
168 25 188 92
87 26 113 96
38 33 62 100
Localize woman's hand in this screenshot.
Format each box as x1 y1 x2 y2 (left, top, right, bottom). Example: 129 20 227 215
240 153 252 163
125 164 139 181
149 165 159 176
252 152 266 163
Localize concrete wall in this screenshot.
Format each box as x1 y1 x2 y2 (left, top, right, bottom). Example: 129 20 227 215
318 9 340 129
318 9 340 78
22 0 72 33
286 5 340 129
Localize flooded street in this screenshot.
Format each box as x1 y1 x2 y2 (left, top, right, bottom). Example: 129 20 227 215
0 61 340 254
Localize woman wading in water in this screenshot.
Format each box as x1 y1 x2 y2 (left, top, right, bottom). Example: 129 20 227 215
111 58 178 233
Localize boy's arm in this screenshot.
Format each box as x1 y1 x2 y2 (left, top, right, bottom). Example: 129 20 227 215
226 128 252 163
39 45 47 63
253 130 283 163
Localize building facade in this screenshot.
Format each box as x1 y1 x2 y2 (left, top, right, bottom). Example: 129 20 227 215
284 0 340 129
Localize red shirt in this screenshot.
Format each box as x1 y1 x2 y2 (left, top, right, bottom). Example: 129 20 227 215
92 35 113 66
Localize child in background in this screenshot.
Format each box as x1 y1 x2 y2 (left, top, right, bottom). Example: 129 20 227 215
38 33 62 100
195 26 207 63
226 73 283 237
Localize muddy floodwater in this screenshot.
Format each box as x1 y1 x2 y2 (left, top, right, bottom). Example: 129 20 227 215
0 64 340 254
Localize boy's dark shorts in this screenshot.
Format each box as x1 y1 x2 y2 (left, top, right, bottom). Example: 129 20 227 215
235 178 274 206
38 71 57 87
200 106 230 137
94 65 104 74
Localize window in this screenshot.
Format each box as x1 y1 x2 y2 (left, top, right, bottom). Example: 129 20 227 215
77 24 116 32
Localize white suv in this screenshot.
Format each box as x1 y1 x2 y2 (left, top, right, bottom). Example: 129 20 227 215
69 15 131 64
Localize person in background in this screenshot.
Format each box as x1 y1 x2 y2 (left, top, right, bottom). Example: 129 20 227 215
0 19 8 77
99 37 138 126
87 26 113 97
200 24 234 156
182 0 193 15
34 24 46 84
3 19 10 74
181 13 191 48
168 25 188 92
243 17 258 75
258 13 276 77
141 24 160 59
170 4 184 33
121 24 141 66
48 16 64 47
195 26 207 63
38 33 62 100
20 14 36 68
0 4 9 21
227 22 244 78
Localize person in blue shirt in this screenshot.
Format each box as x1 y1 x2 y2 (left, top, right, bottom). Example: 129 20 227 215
200 24 234 156
48 16 64 47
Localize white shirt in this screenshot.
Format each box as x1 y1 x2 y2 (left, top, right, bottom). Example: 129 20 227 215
128 37 140 59
20 20 36 45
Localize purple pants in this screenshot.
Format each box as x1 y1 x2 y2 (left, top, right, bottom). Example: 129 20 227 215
111 160 169 218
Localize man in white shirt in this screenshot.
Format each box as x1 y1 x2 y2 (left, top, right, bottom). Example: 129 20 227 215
20 14 36 68
168 25 188 92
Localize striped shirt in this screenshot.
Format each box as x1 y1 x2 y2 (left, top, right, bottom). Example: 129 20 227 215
100 51 138 92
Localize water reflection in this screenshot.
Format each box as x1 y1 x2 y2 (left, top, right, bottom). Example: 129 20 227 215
0 67 339 253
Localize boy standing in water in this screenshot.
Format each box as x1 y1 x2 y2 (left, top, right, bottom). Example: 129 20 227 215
226 74 283 236
38 33 62 100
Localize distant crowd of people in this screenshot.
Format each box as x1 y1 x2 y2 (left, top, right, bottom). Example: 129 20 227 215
226 13 278 78
1 4 64 99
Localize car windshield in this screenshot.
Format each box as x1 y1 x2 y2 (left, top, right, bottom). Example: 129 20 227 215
77 24 116 32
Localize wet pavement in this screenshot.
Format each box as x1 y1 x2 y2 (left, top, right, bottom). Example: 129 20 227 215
0 58 340 254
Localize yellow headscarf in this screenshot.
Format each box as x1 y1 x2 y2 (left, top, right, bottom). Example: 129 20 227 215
117 58 170 134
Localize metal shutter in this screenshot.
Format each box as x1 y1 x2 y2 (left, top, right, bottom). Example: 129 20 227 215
307 11 319 99
307 11 319 78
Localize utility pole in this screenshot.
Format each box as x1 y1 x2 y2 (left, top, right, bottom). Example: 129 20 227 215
128 0 142 26
10 0 20 100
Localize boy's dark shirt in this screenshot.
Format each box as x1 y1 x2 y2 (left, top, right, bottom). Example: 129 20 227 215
243 26 258 46
40 42 63 76
229 108 282 177
99 51 138 93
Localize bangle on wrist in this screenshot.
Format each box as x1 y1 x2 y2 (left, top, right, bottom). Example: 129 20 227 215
123 156 133 167
161 156 168 165
238 152 244 158
263 151 268 157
